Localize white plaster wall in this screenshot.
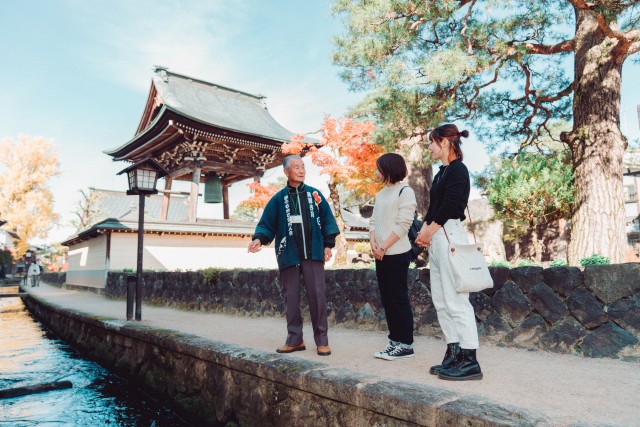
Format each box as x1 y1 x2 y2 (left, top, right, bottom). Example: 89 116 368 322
66 237 107 287
110 233 278 271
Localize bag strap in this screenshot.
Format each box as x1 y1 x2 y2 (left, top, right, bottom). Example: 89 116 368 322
442 206 477 244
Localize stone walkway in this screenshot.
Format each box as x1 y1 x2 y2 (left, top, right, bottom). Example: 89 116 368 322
18 282 640 426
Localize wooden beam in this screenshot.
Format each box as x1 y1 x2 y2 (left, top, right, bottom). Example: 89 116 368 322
160 177 172 220
168 163 265 181
188 167 201 222
201 160 266 176
223 185 229 219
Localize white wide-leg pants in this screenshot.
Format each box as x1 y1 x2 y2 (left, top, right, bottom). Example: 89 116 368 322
428 219 479 349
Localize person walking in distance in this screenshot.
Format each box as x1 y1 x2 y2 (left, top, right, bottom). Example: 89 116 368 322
370 153 417 361
416 124 483 381
248 155 340 356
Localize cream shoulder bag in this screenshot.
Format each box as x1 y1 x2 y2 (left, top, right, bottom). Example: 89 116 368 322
442 208 493 293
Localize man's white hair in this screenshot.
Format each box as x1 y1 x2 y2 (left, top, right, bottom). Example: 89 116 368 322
283 155 303 170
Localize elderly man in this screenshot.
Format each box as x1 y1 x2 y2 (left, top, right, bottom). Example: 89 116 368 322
248 155 340 356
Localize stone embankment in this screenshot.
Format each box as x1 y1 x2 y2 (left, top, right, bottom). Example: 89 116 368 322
46 264 637 361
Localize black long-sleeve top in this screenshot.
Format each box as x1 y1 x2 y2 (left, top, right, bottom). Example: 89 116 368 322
424 159 470 226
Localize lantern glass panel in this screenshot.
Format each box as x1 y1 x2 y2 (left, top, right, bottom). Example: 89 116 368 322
136 167 158 191
127 170 136 191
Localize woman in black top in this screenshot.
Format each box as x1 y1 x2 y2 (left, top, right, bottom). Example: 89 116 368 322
416 124 483 381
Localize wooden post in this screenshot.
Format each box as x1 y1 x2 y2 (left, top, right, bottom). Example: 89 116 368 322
160 177 173 221
254 177 264 219
222 184 229 219
188 167 201 222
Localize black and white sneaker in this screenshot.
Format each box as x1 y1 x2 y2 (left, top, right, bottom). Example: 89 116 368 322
380 346 415 361
373 342 397 359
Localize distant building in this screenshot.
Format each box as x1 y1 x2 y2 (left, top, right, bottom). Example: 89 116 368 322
623 147 640 247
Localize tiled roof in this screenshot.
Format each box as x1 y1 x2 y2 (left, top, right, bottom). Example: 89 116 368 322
152 68 300 142
89 188 189 222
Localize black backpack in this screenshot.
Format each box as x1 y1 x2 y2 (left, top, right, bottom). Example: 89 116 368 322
400 186 424 260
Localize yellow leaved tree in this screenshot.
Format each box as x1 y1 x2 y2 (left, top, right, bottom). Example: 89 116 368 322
0 135 61 256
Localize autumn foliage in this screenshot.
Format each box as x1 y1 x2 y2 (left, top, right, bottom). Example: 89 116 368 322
238 181 280 211
281 116 384 197
283 116 382 266
0 135 61 256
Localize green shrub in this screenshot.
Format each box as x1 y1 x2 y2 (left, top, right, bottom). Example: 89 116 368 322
517 259 542 267
489 260 512 268
550 258 568 267
579 254 610 266
200 267 223 284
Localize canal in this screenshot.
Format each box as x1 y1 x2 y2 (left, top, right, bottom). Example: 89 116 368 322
0 286 190 426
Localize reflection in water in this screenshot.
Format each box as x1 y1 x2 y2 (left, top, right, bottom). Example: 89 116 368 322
0 289 189 426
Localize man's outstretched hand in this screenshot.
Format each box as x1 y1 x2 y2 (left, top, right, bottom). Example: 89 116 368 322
248 239 262 253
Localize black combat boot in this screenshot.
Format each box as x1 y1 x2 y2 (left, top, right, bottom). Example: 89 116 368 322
429 342 460 375
437 348 483 381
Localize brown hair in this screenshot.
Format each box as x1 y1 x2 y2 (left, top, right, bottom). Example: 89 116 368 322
429 124 469 163
376 153 408 184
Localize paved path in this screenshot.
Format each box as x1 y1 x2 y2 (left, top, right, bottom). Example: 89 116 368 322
18 282 640 426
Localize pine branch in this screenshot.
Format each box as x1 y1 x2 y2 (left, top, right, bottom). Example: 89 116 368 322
520 39 576 54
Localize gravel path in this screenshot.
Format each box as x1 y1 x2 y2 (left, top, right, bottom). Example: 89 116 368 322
23 282 640 426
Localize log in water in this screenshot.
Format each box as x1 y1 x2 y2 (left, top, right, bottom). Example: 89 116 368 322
0 381 73 399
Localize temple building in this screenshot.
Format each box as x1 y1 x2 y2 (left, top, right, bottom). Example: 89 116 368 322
62 68 368 288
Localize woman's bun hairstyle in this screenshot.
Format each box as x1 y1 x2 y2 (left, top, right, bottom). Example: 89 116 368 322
459 130 469 138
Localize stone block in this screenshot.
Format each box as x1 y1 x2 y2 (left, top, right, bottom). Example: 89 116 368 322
580 322 639 359
608 294 640 337
584 263 640 304
539 318 587 354
417 267 430 286
567 287 608 329
418 307 439 328
543 266 583 297
356 302 376 324
510 266 544 293
492 280 533 326
478 313 511 339
409 281 432 309
505 314 548 347
335 301 356 324
469 291 494 320
487 266 510 296
528 282 568 325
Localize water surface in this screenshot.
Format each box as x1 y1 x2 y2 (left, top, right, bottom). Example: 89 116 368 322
0 288 189 426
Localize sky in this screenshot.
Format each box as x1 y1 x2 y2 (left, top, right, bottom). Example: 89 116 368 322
1 0 639 245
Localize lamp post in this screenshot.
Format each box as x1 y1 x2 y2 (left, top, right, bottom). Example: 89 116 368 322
117 157 168 321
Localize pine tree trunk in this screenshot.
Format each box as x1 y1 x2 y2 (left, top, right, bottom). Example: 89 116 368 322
400 135 432 214
565 9 627 265
327 180 348 266
533 222 543 264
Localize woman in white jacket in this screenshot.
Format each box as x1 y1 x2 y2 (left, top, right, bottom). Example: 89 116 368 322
369 153 417 360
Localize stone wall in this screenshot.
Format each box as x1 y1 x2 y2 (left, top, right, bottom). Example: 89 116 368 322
104 264 640 361
41 272 66 287
23 296 542 426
